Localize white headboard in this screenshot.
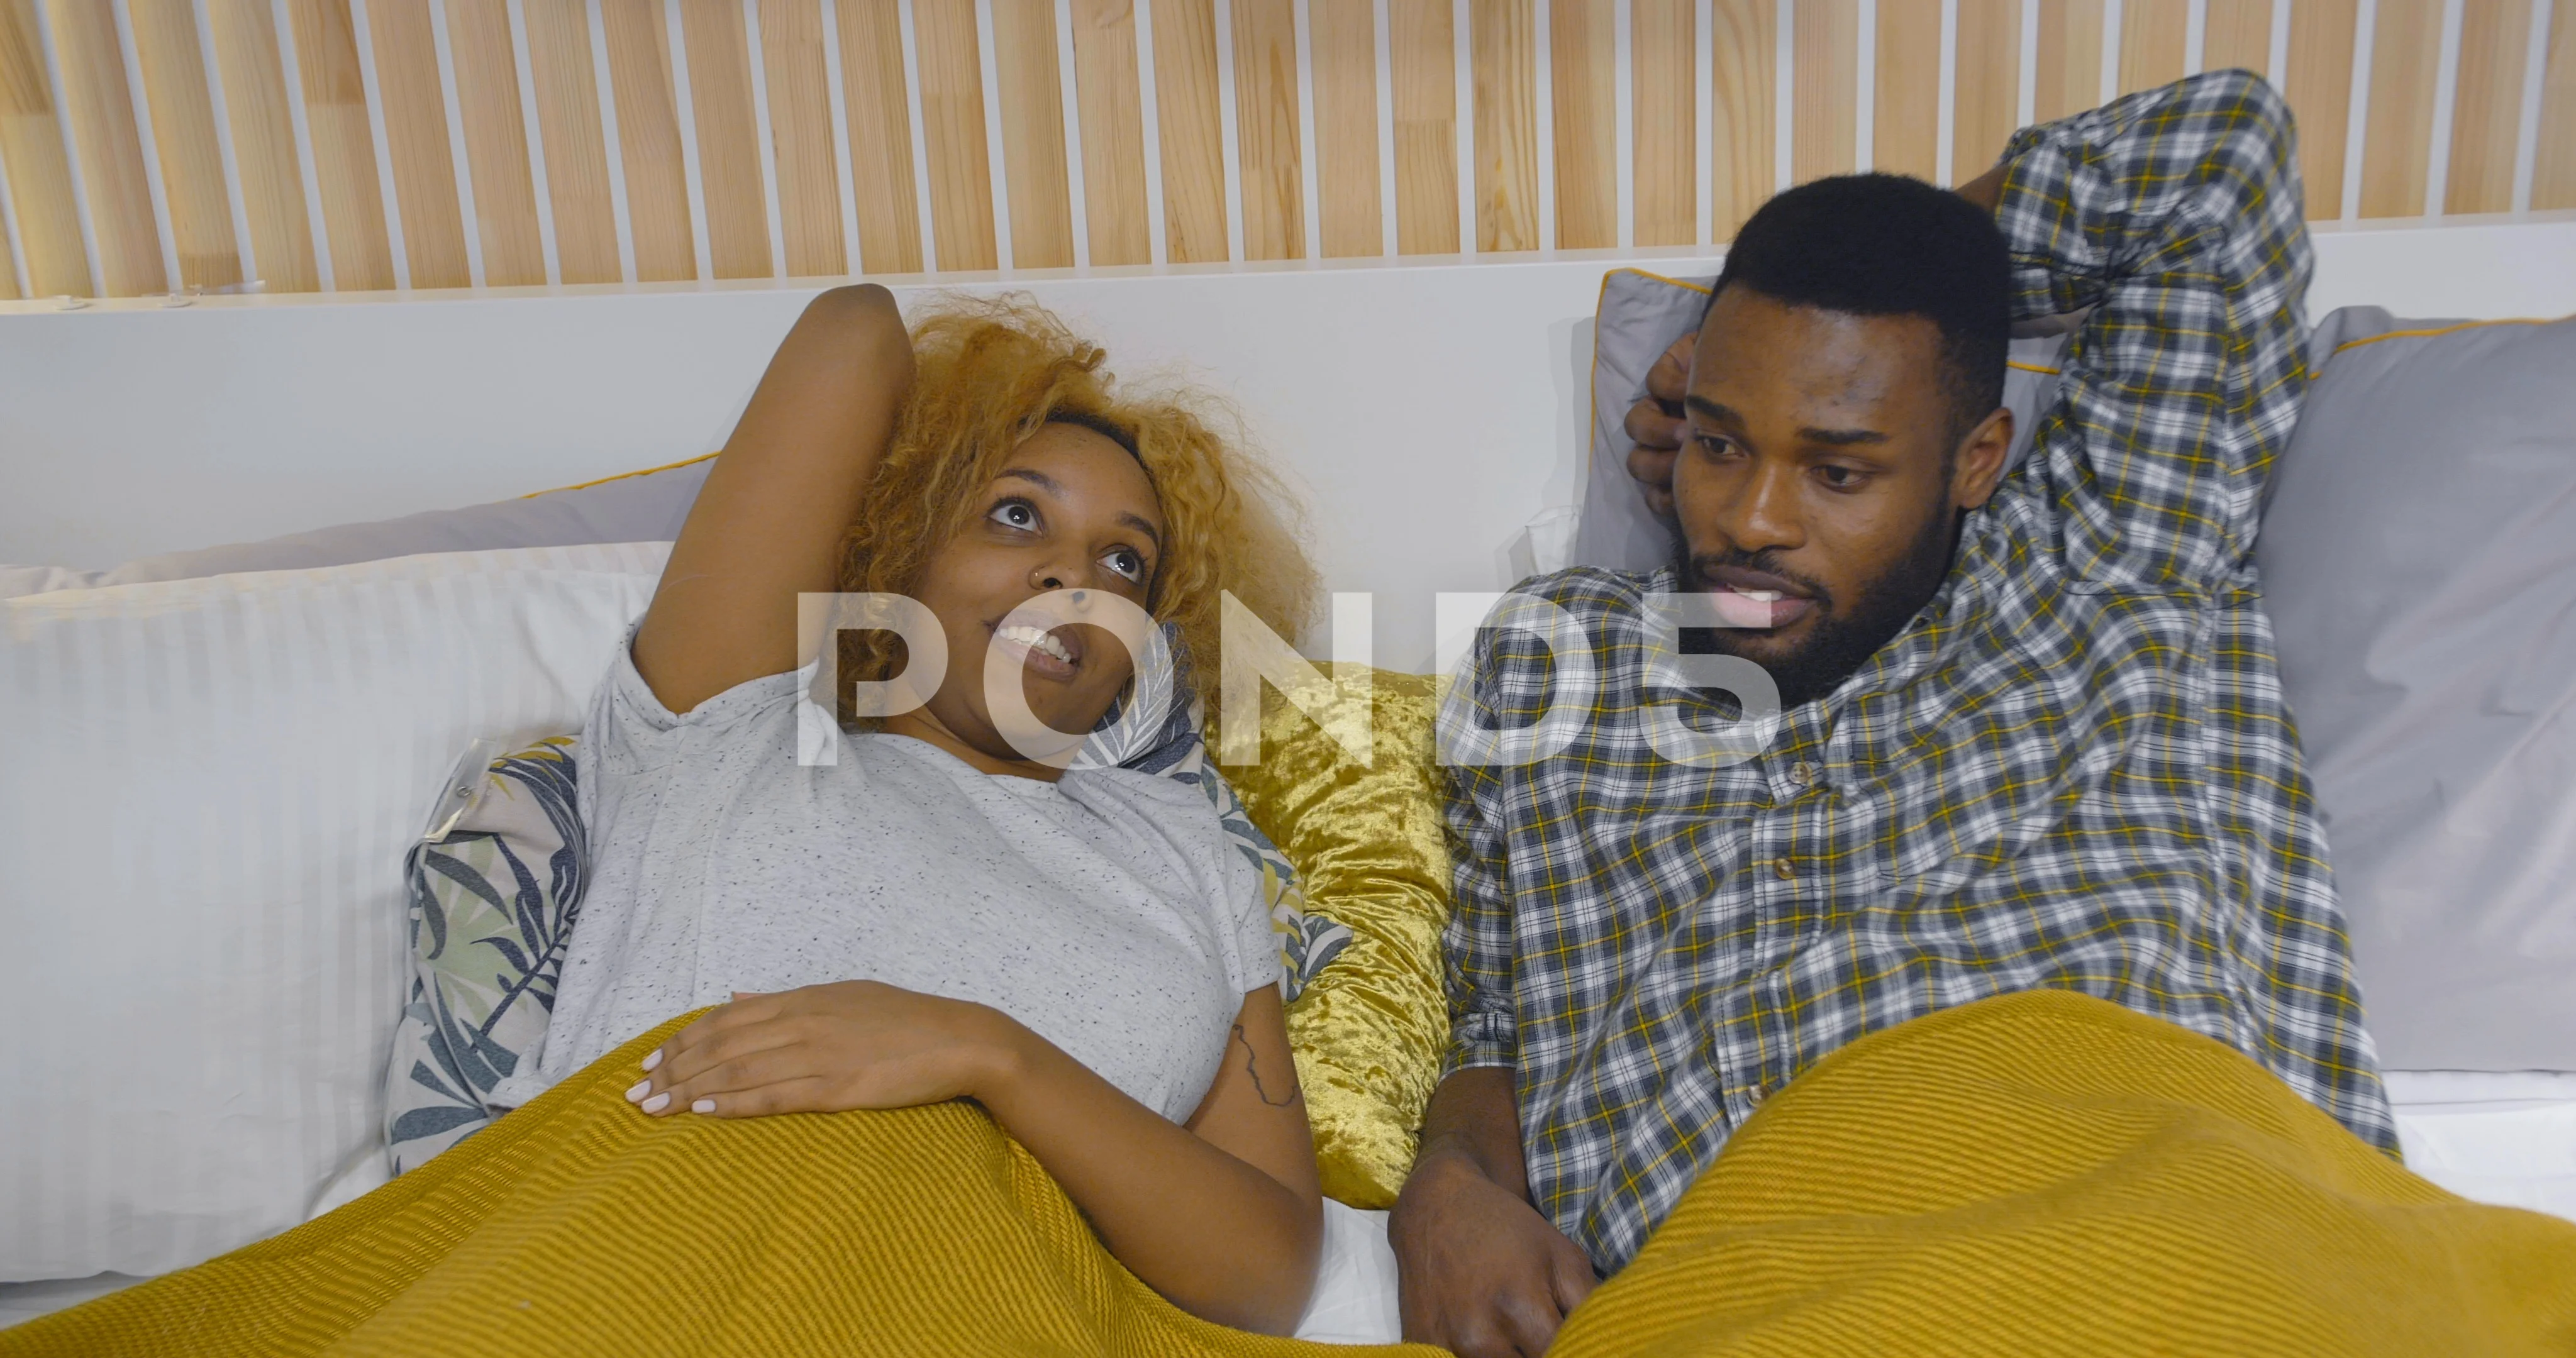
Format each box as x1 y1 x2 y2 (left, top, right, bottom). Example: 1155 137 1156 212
4 215 2570 666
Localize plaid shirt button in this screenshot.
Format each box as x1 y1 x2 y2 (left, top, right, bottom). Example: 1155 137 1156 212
1770 858 1795 881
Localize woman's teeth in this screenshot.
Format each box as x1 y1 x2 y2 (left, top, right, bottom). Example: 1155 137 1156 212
999 624 1074 665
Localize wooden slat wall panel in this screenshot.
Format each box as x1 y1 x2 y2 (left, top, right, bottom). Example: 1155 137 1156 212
48 0 167 295
2283 0 2357 221
990 0 1075 268
677 0 772 279
367 0 472 288
0 200 15 296
2200 0 2270 75
758 0 849 277
1874 0 1940 180
1550 0 1613 248
2539 0 2576 211
1230 0 1303 260
206 0 319 291
5 0 2557 298
1792 0 1856 181
445 0 547 286
1631 0 1692 244
1386 0 1455 253
286 0 396 289
1953 0 2020 180
1069 0 1150 265
1309 0 1381 257
1472 0 1538 251
130 0 244 289
836 0 923 272
1708 0 1774 239
521 0 620 284
600 0 697 280
2360 0 2441 218
2445 0 2529 214
1149 0 1226 262
2033 0 2102 121
2117 0 2186 95
0 0 89 295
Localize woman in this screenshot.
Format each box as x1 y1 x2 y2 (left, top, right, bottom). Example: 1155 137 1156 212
518 284 1327 1334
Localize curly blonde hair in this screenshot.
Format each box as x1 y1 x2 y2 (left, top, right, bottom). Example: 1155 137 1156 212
836 294 1319 724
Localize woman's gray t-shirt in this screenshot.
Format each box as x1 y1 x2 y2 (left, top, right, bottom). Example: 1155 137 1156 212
497 645 1279 1122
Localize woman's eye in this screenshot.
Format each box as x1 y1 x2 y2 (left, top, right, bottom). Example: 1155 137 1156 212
989 500 1038 531
1102 549 1146 582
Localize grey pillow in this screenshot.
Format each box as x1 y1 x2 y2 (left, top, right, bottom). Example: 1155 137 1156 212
1573 267 2071 572
0 456 712 598
2260 313 2576 1073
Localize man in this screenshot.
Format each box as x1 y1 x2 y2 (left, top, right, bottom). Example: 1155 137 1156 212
1392 70 2397 1356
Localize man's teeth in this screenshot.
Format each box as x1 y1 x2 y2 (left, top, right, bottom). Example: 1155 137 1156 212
1731 588 1782 602
999 624 1075 665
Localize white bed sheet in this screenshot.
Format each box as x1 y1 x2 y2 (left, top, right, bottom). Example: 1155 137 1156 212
7 1075 2567 1339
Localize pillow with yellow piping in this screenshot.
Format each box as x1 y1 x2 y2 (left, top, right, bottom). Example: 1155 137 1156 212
1221 669 1451 1209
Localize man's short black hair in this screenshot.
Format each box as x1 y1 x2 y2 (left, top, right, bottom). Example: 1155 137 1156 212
1709 172 2010 445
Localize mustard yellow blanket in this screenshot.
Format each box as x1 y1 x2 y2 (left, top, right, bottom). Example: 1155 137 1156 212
13 993 2572 1357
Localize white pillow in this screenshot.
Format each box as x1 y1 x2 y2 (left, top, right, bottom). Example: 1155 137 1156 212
0 543 667 1281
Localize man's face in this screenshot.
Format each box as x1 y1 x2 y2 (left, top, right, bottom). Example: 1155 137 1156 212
1672 286 2005 707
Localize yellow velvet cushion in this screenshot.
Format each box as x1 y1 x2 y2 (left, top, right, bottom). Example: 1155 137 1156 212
1221 670 1452 1208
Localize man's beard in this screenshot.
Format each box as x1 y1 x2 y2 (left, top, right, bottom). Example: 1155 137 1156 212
1672 506 1958 710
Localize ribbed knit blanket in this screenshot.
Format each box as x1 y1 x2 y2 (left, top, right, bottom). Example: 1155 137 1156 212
13 992 2570 1357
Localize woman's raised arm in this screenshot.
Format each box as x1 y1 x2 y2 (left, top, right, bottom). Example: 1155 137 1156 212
631 284 914 714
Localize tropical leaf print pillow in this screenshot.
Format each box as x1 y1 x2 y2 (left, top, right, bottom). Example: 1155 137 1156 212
384 737 584 1173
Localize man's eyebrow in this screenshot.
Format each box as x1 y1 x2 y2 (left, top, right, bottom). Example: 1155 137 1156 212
1682 396 1888 448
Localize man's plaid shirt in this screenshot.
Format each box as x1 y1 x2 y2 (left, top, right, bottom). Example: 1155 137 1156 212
1440 71 2399 1275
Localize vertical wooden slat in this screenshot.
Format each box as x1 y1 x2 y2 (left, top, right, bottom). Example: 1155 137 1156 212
2533 0 2576 209
914 0 999 268
1791 0 1856 182
1549 0 1613 248
1385 0 1455 253
989 0 1075 268
0 0 89 295
2033 0 2102 121
128 0 245 289
1149 0 1226 261
1308 0 1381 256
206 0 319 291
2444 0 2529 214
1708 0 1774 238
1953 0 2019 180
1874 0 1940 179
520 0 619 284
600 0 697 280
2282 0 2357 220
2200 0 2270 75
835 0 922 272
2360 0 2441 218
444 0 546 285
365 0 472 287
0 204 15 295
1067 0 1148 264
676 0 772 278
1631 0 1692 243
1230 0 1303 259
47 0 168 295
2116 0 2186 94
1470 0 1538 251
286 0 395 289
756 0 847 275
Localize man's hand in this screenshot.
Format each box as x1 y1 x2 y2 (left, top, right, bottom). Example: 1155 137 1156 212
1390 1147 1599 1357
1621 331 1696 518
625 981 1018 1118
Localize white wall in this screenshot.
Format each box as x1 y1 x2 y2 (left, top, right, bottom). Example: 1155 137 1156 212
4 218 2569 665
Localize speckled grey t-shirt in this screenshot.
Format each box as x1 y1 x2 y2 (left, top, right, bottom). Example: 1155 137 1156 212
495 643 1278 1122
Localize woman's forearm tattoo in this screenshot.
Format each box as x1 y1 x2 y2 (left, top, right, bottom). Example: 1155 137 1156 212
1231 1023 1299 1107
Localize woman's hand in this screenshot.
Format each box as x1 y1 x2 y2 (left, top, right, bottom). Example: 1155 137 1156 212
625 980 1022 1118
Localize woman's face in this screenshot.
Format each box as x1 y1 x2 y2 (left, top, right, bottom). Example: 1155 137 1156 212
888 422 1165 775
